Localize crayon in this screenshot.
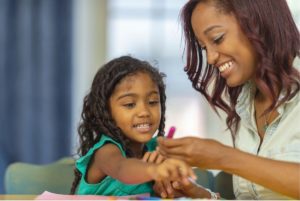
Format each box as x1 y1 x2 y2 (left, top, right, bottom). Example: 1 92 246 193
166 126 176 139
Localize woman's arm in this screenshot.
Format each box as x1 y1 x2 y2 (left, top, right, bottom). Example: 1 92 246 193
223 146 300 199
158 137 300 199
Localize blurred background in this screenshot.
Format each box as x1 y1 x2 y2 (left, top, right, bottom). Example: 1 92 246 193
0 0 299 193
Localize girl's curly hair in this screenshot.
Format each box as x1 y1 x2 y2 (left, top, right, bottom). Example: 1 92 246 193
70 56 166 194
181 0 300 142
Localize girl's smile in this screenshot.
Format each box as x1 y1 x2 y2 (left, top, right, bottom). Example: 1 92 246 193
133 123 153 133
109 72 161 147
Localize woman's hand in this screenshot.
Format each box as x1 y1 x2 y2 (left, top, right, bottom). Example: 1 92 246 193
157 136 229 169
171 180 217 199
153 170 218 199
153 179 178 198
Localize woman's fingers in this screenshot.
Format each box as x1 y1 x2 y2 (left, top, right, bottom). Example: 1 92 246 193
158 137 192 154
160 136 196 146
153 181 167 198
172 181 182 189
153 180 175 198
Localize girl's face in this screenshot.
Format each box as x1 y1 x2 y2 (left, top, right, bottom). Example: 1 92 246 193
191 2 258 87
109 72 161 147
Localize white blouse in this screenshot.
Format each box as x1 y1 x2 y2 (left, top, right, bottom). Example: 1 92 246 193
233 82 300 200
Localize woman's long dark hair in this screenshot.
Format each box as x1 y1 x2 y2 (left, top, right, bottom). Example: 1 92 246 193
181 0 300 140
70 56 166 194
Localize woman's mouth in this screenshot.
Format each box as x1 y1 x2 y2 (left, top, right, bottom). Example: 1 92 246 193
219 61 233 72
218 61 234 78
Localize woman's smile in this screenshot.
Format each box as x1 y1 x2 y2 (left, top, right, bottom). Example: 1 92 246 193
218 60 234 79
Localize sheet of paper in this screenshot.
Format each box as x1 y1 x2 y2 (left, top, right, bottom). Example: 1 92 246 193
35 191 151 200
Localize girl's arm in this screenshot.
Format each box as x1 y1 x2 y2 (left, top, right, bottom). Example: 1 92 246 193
86 143 195 184
158 137 300 199
143 150 213 199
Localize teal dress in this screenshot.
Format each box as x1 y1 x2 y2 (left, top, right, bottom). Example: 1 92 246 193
76 135 157 196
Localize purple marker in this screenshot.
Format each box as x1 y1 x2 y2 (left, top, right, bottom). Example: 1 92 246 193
166 126 176 139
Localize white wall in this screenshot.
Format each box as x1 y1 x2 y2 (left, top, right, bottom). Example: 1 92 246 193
71 0 107 152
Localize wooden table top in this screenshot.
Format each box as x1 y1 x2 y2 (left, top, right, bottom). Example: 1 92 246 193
0 195 37 200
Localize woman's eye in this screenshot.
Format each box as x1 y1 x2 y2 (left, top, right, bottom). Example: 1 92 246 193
198 41 206 50
213 34 224 45
123 103 135 108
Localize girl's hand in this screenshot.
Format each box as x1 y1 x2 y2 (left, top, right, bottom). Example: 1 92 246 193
142 150 164 163
142 151 176 198
157 136 229 169
147 158 197 183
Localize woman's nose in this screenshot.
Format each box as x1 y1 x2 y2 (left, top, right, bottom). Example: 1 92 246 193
206 46 219 65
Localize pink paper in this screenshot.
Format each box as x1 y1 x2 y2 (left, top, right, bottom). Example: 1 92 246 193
35 191 150 200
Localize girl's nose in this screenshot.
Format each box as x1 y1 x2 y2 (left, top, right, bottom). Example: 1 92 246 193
137 104 150 118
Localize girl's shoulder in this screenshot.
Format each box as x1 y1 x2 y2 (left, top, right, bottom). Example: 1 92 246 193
76 135 126 174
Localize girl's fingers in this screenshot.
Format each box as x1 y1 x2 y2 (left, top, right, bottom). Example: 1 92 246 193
173 161 197 183
148 151 158 163
142 152 151 162
155 154 165 164
142 151 163 163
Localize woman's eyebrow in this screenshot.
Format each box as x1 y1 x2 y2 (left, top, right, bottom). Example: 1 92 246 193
204 25 222 35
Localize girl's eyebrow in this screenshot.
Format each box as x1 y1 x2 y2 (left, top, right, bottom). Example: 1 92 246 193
116 90 159 100
116 93 136 100
149 90 159 95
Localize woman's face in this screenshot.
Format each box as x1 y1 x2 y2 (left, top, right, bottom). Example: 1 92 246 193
191 2 258 87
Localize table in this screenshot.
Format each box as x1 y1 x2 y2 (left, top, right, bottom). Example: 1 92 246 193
0 195 36 200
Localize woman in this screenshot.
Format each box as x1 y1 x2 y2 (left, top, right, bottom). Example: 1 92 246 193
158 0 300 199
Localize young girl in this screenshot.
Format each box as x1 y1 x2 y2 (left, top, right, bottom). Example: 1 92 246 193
70 56 196 196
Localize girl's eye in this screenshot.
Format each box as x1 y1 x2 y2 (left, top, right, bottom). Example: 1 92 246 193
123 103 135 108
213 34 224 45
149 100 159 105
